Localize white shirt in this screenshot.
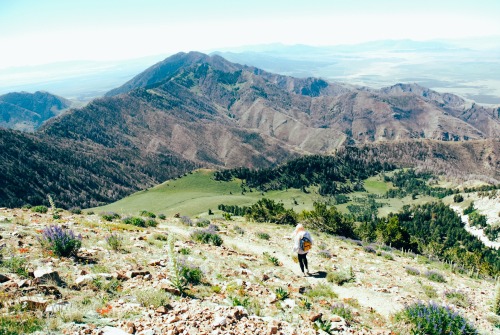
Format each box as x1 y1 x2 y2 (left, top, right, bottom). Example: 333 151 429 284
293 231 313 254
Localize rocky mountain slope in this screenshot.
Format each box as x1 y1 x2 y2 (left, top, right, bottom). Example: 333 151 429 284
0 206 498 334
42 51 500 169
104 52 500 146
0 91 72 132
1 52 499 208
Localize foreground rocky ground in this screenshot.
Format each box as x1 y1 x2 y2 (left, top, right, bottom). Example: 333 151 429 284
0 206 499 334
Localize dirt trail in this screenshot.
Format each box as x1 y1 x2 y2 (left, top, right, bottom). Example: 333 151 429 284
450 205 500 249
161 222 402 318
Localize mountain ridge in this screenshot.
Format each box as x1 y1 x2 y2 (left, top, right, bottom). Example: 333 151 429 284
0 91 72 131
103 52 500 144
1 52 499 208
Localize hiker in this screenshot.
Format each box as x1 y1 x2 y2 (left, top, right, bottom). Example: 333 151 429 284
292 223 313 276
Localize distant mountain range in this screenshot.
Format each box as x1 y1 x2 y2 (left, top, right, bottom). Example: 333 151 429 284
2 39 500 104
1 52 499 208
213 40 500 104
0 91 72 131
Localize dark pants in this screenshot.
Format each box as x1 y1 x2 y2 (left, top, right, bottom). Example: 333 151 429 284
298 253 308 273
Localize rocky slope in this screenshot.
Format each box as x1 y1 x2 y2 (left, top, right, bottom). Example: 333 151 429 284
0 91 72 131
0 206 498 334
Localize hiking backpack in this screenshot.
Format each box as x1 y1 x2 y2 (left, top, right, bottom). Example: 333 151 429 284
300 235 312 252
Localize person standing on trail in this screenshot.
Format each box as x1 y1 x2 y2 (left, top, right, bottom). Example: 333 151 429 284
292 223 313 276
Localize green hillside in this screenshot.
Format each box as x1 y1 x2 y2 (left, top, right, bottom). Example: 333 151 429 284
92 168 440 218
93 169 320 217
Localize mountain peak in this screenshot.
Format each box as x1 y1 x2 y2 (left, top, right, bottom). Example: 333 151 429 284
382 83 429 94
380 82 466 107
105 51 241 97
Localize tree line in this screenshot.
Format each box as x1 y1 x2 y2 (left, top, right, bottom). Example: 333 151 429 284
214 149 396 196
219 198 500 277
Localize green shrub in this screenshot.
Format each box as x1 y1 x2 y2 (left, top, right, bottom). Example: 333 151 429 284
31 205 48 213
139 210 156 218
145 218 158 227
70 207 82 215
190 229 223 246
179 262 203 285
397 302 478 335
179 247 191 255
404 266 420 276
424 270 446 283
453 194 464 203
167 234 188 295
122 216 146 227
301 202 354 237
331 302 354 322
2 256 28 277
256 232 270 240
379 244 392 252
304 283 338 299
318 250 332 258
229 296 250 308
422 284 438 298
327 267 355 286
105 278 122 295
380 251 394 260
469 211 487 228
196 219 210 227
233 225 245 235
228 294 262 315
0 314 44 334
444 289 469 308
105 233 123 251
89 277 122 296
463 202 475 215
100 212 120 221
154 233 168 241
275 287 289 300
158 214 166 220
313 318 332 334
263 252 280 266
298 297 312 310
38 225 82 257
134 288 170 308
363 245 377 254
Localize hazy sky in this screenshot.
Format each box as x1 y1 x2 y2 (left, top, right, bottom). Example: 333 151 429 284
1 0 499 69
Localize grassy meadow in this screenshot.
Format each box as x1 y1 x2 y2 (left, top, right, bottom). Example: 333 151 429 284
92 169 445 218
93 169 321 217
